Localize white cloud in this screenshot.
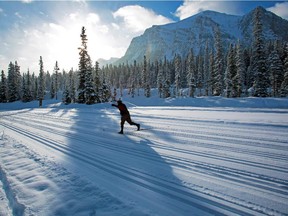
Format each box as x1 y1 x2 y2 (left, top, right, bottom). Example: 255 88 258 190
175 0 239 20
267 2 288 20
0 3 174 74
113 5 172 33
21 0 33 4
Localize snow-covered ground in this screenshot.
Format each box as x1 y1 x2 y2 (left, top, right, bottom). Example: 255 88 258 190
1 94 288 216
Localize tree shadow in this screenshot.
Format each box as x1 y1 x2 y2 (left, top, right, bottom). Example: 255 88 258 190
50 104 242 216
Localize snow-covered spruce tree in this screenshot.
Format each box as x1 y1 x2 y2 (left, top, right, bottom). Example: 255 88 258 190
38 56 45 107
186 49 196 97
22 70 33 102
93 61 101 103
14 61 21 100
251 7 269 97
53 61 60 100
213 27 225 96
130 61 137 98
7 62 17 102
157 60 164 98
32 73 38 100
101 75 111 102
78 26 94 104
174 54 182 97
204 41 210 96
280 43 288 97
0 70 8 103
196 53 204 96
225 44 237 98
235 41 246 97
268 47 283 97
143 55 150 97
84 60 95 105
68 69 76 103
208 50 215 96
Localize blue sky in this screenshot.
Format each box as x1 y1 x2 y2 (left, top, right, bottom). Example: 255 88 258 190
0 1 287 74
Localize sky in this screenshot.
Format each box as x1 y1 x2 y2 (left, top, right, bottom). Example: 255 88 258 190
0 0 288 75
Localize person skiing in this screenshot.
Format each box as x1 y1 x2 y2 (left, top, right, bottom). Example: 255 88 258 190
112 99 140 134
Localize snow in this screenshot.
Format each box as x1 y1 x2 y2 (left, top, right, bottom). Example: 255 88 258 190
0 92 288 216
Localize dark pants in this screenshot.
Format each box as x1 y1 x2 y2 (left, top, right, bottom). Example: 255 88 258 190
120 114 138 132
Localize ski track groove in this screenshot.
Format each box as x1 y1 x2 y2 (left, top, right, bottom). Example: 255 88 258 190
1 109 288 216
0 122 262 216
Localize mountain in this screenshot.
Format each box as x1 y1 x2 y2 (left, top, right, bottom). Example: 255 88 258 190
115 7 288 65
97 57 119 67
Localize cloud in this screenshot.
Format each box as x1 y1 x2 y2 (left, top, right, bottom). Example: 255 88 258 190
0 3 174 74
21 0 33 3
267 2 288 20
113 5 172 33
175 0 239 20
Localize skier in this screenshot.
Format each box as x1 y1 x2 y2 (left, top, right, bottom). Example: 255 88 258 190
112 99 140 134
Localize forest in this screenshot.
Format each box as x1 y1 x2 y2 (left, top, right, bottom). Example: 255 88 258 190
1 8 288 105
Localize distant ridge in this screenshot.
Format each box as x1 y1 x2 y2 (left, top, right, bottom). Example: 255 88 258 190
114 6 288 65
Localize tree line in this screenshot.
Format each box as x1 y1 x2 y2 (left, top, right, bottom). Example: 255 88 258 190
1 7 288 105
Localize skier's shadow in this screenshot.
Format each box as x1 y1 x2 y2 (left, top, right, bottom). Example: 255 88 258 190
57 103 223 216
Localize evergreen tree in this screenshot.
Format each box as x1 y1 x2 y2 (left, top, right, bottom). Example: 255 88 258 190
203 41 210 96
93 61 101 103
7 62 18 102
208 50 215 96
251 7 269 97
213 27 224 96
280 43 288 97
157 60 164 98
38 56 45 107
22 70 33 102
69 69 76 103
0 70 8 102
268 48 283 97
78 26 93 103
101 75 111 102
14 61 21 100
225 44 237 98
196 53 204 96
186 49 196 97
84 62 95 105
235 41 246 97
54 61 60 100
174 54 182 97
143 55 150 97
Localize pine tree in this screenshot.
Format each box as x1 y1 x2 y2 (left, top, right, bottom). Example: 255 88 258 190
225 44 238 98
196 53 204 96
174 54 182 97
203 41 210 96
186 49 196 97
54 61 60 100
235 41 246 97
280 43 288 97
84 62 95 105
157 60 164 98
78 26 93 103
7 62 18 102
69 69 76 103
14 61 21 100
251 7 269 97
22 70 33 102
143 55 150 97
93 61 101 103
0 70 8 103
38 56 45 107
268 47 283 97
213 27 224 96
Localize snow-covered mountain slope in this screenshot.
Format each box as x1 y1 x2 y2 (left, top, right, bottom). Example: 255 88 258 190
116 7 288 65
